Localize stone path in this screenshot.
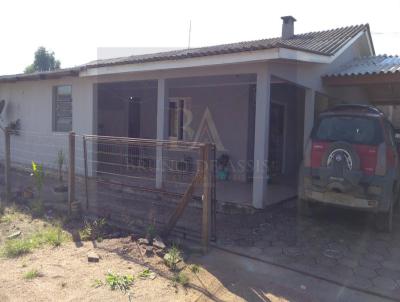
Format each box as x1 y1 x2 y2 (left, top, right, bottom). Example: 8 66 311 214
216 200 400 300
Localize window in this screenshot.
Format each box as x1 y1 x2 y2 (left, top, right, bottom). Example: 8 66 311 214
168 98 190 140
313 115 383 145
53 85 72 132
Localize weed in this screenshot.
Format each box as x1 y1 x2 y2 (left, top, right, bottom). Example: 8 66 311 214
92 279 104 288
164 245 182 271
56 150 65 183
1 227 69 258
24 269 41 280
31 161 44 200
172 272 189 287
2 238 33 257
79 218 106 241
138 268 152 279
146 223 157 241
105 272 134 293
190 264 200 274
31 199 45 218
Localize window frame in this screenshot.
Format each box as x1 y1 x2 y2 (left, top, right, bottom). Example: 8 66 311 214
52 85 73 132
168 97 191 141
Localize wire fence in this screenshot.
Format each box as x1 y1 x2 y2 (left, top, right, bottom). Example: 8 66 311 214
0 128 216 246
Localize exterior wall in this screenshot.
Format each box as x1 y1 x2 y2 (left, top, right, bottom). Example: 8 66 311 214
170 84 250 182
0 77 94 173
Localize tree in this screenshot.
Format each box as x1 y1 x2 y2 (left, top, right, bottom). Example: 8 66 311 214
24 47 61 73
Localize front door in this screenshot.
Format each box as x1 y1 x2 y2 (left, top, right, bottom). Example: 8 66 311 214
268 102 286 178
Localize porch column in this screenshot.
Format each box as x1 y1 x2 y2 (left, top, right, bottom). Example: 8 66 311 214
156 78 169 188
252 69 271 209
303 88 315 151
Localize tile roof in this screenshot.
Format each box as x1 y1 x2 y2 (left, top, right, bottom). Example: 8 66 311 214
325 55 400 77
0 24 370 82
86 24 370 68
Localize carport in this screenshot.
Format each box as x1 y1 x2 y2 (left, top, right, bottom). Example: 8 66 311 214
323 55 400 126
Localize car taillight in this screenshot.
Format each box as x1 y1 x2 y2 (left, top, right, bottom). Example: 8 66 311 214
304 139 312 167
310 141 328 168
375 143 387 176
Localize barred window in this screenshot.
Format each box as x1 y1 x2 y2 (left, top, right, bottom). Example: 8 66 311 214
53 85 72 132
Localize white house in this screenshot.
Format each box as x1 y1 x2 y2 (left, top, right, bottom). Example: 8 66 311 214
0 16 386 210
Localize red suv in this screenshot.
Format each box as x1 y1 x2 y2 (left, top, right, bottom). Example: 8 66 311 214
298 104 400 232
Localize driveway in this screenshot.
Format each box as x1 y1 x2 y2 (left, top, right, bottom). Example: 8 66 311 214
216 200 400 301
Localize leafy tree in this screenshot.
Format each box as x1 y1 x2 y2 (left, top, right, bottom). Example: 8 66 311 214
24 47 61 73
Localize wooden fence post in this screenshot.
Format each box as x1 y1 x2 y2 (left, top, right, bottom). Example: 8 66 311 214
4 127 11 205
68 132 75 215
201 143 212 253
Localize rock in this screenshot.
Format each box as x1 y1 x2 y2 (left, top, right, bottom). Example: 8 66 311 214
87 251 100 263
138 238 149 245
152 236 166 250
145 246 153 257
7 231 21 240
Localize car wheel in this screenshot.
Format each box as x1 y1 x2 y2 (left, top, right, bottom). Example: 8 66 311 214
375 201 393 233
297 198 311 217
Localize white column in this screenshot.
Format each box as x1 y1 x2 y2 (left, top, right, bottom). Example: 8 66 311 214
252 69 271 209
156 79 169 188
303 88 315 152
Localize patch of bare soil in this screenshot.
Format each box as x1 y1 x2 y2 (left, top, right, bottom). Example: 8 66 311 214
0 207 204 302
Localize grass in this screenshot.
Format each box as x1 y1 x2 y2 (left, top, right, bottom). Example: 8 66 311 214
79 218 106 241
164 245 182 271
190 264 200 274
1 226 69 258
24 269 41 280
105 272 134 293
172 272 189 287
138 268 152 279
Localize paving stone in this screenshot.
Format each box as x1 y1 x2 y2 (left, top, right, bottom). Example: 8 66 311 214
339 257 359 269
376 268 400 280
316 256 338 267
345 276 373 289
358 259 382 270
329 264 353 278
372 276 398 291
353 266 377 278
263 247 283 257
363 252 385 262
283 247 303 257
389 247 400 258
247 247 262 255
382 260 400 271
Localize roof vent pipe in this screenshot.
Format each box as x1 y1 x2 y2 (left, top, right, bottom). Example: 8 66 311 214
281 16 296 39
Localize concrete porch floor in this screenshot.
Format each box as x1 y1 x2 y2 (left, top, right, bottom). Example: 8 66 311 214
215 180 298 206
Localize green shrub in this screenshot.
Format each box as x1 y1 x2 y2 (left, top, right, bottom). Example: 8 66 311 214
24 269 41 280
172 272 189 287
1 226 69 258
31 200 45 218
190 264 200 274
79 218 106 241
164 245 182 271
2 238 33 258
105 272 134 293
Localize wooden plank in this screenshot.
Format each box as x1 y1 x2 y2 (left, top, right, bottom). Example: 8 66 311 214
4 127 10 204
162 170 202 238
68 132 75 215
201 144 212 253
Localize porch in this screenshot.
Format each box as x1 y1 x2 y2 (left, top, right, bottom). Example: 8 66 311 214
93 70 313 209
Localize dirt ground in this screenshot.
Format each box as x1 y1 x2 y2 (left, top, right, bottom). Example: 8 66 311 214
0 206 293 302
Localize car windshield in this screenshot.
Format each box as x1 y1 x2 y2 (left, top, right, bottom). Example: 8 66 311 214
313 115 383 145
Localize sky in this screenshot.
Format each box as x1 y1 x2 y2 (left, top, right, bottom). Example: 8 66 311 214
1 0 400 75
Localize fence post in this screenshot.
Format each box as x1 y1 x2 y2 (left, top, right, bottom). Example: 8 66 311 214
4 127 11 204
201 143 212 253
68 132 75 215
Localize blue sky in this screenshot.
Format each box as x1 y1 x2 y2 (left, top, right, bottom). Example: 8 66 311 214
1 0 399 75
